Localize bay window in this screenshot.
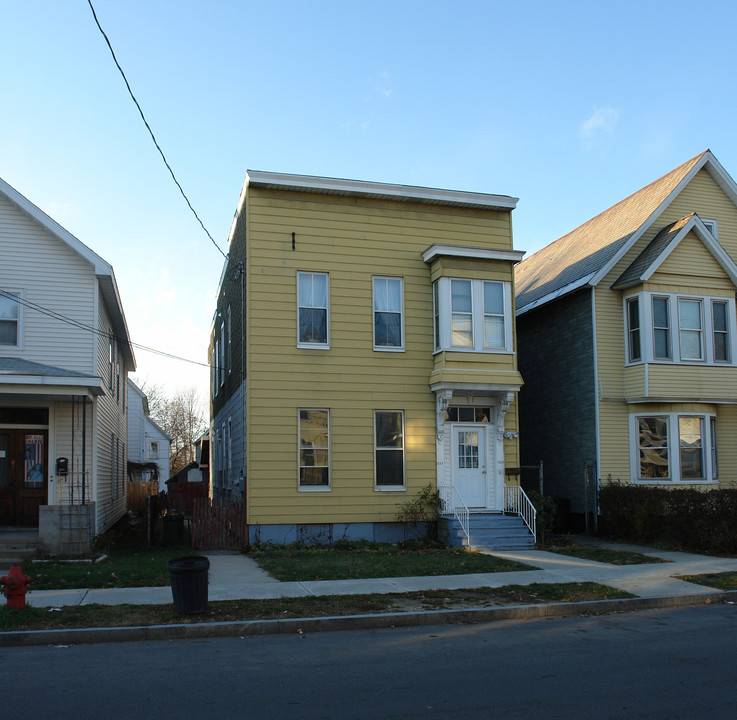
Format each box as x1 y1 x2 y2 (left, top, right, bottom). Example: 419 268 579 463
433 278 512 353
632 412 717 483
624 292 735 365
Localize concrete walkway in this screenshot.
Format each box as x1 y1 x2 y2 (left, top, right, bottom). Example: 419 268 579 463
20 541 737 608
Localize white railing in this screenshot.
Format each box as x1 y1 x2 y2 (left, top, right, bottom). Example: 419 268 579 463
439 484 470 541
505 485 536 539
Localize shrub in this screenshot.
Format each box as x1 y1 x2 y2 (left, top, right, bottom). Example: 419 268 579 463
397 483 441 541
599 483 737 555
526 490 557 546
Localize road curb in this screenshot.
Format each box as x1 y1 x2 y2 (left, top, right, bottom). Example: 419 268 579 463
2 589 736 647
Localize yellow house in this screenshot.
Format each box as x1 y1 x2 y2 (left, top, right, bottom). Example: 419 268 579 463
209 171 535 547
516 150 737 529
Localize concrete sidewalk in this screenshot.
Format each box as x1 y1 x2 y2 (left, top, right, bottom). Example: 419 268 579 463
20 541 737 608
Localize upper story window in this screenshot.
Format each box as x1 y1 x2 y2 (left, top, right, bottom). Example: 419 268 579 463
624 291 736 366
433 278 512 353
297 272 329 348
0 292 20 346
150 441 159 457
373 277 404 350
213 337 220 395
701 218 718 238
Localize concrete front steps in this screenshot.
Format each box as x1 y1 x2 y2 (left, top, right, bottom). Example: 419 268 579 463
440 513 535 551
0 529 41 568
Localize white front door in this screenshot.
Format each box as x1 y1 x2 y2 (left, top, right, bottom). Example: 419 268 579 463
452 425 487 508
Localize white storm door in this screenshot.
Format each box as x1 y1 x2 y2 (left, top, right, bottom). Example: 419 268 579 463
452 426 487 508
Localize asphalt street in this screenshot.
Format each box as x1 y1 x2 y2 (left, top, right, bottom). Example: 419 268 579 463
2 603 735 719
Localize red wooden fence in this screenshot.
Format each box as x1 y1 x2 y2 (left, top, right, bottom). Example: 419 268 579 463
192 498 247 549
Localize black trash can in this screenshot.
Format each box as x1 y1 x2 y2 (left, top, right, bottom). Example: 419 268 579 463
167 555 210 614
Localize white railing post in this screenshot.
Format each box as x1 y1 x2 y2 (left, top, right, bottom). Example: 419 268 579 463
504 485 537 539
439 485 470 542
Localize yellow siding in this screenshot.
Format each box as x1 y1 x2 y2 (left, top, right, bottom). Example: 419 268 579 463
245 188 519 524
596 167 737 486
429 257 512 282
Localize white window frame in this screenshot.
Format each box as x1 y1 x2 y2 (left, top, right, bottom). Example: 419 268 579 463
625 296 641 363
711 299 730 363
298 408 330 491
150 441 158 458
297 271 330 349
651 295 671 360
0 290 22 348
624 291 737 367
219 323 225 386
677 298 704 362
374 410 406 491
213 338 220 395
630 412 718 484
372 276 404 351
701 217 718 238
227 306 232 375
227 417 232 488
432 278 513 353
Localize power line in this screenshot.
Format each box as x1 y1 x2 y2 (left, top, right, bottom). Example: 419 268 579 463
1 290 211 369
86 0 229 262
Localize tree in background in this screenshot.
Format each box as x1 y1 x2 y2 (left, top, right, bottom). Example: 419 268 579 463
136 381 208 476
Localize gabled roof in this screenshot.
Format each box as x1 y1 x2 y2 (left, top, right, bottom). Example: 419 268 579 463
0 176 135 369
611 214 737 289
515 150 737 315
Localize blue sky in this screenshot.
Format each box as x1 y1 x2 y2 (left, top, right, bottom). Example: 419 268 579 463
3 0 737 396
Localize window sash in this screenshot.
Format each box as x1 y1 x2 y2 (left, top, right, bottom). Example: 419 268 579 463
298 272 329 346
0 293 19 346
375 410 405 487
712 301 730 362
652 296 671 360
299 409 329 488
678 299 703 361
483 282 505 349
679 416 705 480
627 298 641 362
450 279 473 348
373 277 403 349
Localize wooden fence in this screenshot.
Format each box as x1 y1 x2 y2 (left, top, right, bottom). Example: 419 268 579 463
192 498 247 549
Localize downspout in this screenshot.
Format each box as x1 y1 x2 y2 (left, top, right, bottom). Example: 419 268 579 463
82 396 87 505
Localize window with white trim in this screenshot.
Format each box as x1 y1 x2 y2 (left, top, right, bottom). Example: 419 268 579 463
0 292 20 346
631 413 717 483
298 272 329 347
701 218 718 238
227 306 232 374
375 410 405 489
373 277 403 350
299 409 329 489
433 278 513 353
624 292 736 366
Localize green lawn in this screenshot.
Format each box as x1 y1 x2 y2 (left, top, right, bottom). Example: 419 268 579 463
249 541 533 581
0 581 633 632
544 540 668 565
676 572 737 590
21 547 194 590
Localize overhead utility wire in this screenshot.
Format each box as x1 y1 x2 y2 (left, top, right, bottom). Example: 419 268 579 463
86 0 229 262
1 290 211 369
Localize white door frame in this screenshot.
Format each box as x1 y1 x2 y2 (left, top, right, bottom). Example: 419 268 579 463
451 424 489 508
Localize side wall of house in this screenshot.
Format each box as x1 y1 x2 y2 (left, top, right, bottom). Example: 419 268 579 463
93 291 128 534
0 193 96 373
517 288 596 517
244 188 518 530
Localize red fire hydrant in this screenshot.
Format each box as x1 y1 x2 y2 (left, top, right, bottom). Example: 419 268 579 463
0 565 32 608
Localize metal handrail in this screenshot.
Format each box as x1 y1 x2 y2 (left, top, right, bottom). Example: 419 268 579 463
439 484 470 541
504 485 537 538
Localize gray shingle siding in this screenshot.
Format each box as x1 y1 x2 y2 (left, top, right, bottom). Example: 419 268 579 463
517 288 597 517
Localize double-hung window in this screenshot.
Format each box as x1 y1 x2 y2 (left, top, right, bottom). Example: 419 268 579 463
652 296 671 360
375 410 405 489
712 301 730 362
373 277 403 350
633 413 717 483
626 297 641 362
678 299 703 361
0 292 19 346
433 278 512 353
625 292 735 365
298 272 329 347
299 409 330 489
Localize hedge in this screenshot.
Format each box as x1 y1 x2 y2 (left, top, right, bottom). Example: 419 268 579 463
598 483 737 555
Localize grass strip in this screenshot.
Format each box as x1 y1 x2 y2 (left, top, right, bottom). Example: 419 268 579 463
249 542 533 581
543 541 668 566
676 572 737 590
0 582 632 632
